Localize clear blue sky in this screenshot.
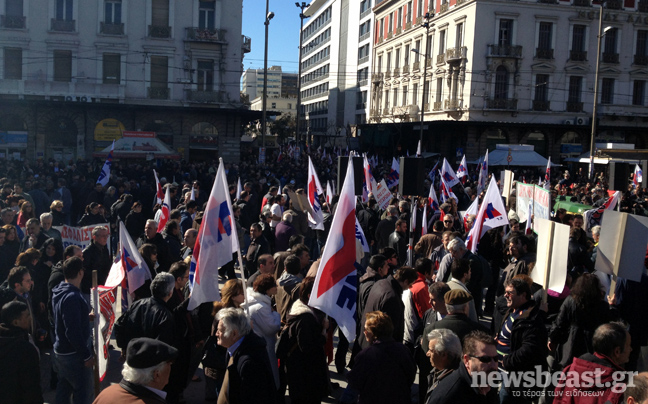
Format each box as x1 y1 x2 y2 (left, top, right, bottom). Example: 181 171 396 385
241 0 303 74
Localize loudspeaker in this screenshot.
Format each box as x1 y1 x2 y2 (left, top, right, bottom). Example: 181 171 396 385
609 162 630 191
399 157 425 196
337 156 364 196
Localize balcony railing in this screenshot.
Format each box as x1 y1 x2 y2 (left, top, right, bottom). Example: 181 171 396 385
393 67 400 76
358 79 368 86
402 65 409 74
396 27 402 35
100 22 124 35
1 15 25 29
640 0 648 12
488 44 523 58
360 8 371 19
433 102 442 111
426 58 433 68
440 3 449 12
359 55 369 65
186 27 225 42
413 61 420 71
370 108 380 116
242 35 251 53
149 25 171 38
457 0 467 5
533 100 550 111
570 50 587 61
148 87 170 100
51 18 75 32
605 0 622 9
377 37 383 45
444 99 461 110
573 0 590 6
359 31 370 42
185 89 227 103
602 52 619 63
385 71 391 79
416 16 422 25
372 73 383 82
406 21 412 30
437 54 446 64
486 98 518 110
307 109 328 116
634 54 648 65
536 48 554 59
566 101 583 112
383 107 391 115
424 103 430 111
446 46 467 61
387 32 393 39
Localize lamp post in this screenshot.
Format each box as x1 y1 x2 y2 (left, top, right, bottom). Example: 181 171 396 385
414 13 434 146
295 2 307 145
589 3 611 181
261 1 275 149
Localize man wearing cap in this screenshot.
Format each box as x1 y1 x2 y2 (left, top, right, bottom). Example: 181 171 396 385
93 337 178 404
431 289 489 344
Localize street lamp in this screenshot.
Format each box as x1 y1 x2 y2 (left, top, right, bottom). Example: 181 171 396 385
413 13 434 147
589 2 613 180
295 2 308 145
261 2 275 149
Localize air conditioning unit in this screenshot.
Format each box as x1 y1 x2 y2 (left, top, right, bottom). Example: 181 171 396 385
576 117 587 125
564 120 574 125
64 96 74 101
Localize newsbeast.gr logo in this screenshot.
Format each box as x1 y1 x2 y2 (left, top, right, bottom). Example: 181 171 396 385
471 366 638 395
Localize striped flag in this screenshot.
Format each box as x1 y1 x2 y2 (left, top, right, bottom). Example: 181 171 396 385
96 141 113 187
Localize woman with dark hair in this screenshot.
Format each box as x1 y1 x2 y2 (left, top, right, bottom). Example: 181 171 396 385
16 248 49 325
567 226 594 277
124 202 145 240
1 225 21 280
40 238 63 269
284 276 330 404
77 202 103 226
162 220 182 263
17 200 35 228
548 273 617 368
204 279 245 401
138 243 159 278
347 311 416 404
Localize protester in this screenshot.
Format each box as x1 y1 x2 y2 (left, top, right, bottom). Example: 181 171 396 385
425 328 462 399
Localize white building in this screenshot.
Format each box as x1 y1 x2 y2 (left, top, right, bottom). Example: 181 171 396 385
368 0 648 161
242 66 298 100
0 0 254 161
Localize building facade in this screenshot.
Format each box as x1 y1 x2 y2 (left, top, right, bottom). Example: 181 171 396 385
367 0 648 162
241 66 298 101
0 0 254 162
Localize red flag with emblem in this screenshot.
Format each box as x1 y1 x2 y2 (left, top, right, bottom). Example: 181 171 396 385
153 169 164 205
156 186 171 233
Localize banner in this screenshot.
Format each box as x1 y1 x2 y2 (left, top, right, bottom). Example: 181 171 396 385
533 186 551 221
92 285 117 381
374 180 392 210
54 223 111 252
515 183 550 223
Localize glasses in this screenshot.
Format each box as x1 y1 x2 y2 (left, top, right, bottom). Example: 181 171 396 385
469 354 499 364
444 220 453 223
504 290 516 296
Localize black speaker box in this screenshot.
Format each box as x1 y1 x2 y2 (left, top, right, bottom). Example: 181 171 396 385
399 157 425 196
337 156 364 196
609 162 630 191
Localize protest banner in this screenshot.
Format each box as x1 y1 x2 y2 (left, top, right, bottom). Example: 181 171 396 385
54 223 111 252
516 183 550 223
374 179 392 210
502 170 515 205
532 218 569 295
533 185 550 221
516 183 534 223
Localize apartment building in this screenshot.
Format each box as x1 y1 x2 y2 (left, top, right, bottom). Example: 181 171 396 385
0 0 254 162
241 66 298 101
368 0 648 161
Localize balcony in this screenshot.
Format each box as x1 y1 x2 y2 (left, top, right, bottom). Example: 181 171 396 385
413 61 420 71
533 100 550 111
566 101 583 112
416 16 422 25
51 18 75 32
440 3 449 12
359 31 370 42
573 0 590 6
486 98 518 110
359 55 369 65
383 107 391 115
377 37 383 45
602 52 619 63
488 44 523 58
370 109 380 116
424 103 430 111
185 89 227 103
402 65 409 74
393 67 400 76
148 87 170 100
605 0 622 9
307 109 328 116
185 27 225 42
100 22 124 35
385 71 391 79
303 90 329 102
437 54 446 64
446 46 467 61
396 27 402 35
640 0 648 12
444 99 461 110
457 0 467 5
149 25 171 38
536 48 554 60
426 58 433 68
634 55 648 65
1 15 25 29
372 73 383 82
406 21 412 30
433 101 442 111
358 79 368 86
242 35 251 53
360 8 371 19
570 50 587 61
356 102 366 110
387 32 393 39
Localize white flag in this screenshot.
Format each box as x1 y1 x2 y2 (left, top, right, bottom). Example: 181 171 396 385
96 141 113 187
307 157 325 230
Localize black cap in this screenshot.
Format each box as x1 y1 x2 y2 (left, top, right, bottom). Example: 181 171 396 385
126 338 179 369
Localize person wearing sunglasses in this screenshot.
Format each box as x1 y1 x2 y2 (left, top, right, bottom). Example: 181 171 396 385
426 330 499 403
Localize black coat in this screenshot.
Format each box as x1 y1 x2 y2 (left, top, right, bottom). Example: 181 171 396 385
0 324 42 404
500 300 548 374
375 216 397 250
360 275 404 349
136 233 172 272
432 313 489 344
388 231 407 266
426 362 498 404
81 241 112 293
124 211 145 241
114 296 175 348
225 332 277 404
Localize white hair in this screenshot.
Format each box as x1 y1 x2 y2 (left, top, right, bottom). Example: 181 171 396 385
591 225 601 236
92 225 109 237
40 212 53 222
121 361 167 385
146 219 158 227
282 212 293 223
447 238 466 253
427 329 462 360
150 273 175 299
445 302 468 315
217 308 251 338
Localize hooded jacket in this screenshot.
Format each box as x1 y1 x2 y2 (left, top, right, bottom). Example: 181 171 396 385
51 282 92 360
0 323 42 404
553 352 626 404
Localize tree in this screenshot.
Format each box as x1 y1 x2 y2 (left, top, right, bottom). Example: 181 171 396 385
269 114 296 143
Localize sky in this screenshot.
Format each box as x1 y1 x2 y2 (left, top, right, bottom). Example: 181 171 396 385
241 0 304 75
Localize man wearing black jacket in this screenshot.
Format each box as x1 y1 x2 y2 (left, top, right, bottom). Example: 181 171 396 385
136 220 172 273
81 226 112 293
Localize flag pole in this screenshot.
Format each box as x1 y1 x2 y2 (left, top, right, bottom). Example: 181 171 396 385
92 270 101 397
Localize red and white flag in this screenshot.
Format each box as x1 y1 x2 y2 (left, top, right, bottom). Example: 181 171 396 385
307 157 325 230
583 191 621 232
386 158 400 189
326 180 335 206
544 157 552 189
309 157 358 341
153 169 164 205
634 164 643 188
477 151 489 195
467 176 509 253
416 140 422 157
441 158 460 188
421 203 428 236
427 183 441 214
456 155 468 184
439 173 458 204
157 186 171 233
362 155 378 194
462 198 479 233
188 159 239 310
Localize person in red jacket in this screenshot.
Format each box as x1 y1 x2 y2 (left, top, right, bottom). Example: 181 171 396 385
410 257 433 319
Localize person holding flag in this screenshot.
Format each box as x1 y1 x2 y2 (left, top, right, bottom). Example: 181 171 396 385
634 164 643 189
466 176 510 254
96 140 114 188
477 150 489 195
544 157 552 190
387 157 400 189
456 155 468 185
307 157 325 231
153 169 164 206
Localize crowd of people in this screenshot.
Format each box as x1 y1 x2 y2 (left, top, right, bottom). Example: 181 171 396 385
0 148 647 404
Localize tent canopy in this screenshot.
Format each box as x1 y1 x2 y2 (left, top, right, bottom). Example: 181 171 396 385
93 131 180 159
480 144 556 167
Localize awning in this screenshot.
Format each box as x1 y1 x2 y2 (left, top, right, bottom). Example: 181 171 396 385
477 144 558 167
563 151 642 165
93 131 180 159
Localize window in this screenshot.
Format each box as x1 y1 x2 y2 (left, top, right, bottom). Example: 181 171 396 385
572 25 586 52
407 1 412 23
102 53 120 84
426 34 433 57
388 13 393 33
413 83 418 103
105 0 121 24
568 76 582 103
288 103 292 109
385 90 390 108
199 0 215 30
534 74 548 102
499 19 513 46
456 23 463 48
393 88 398 107
4 48 22 79
439 30 446 55
417 0 423 17
604 28 617 54
395 48 400 68
396 8 402 29
56 0 73 20
379 18 384 38
271 102 276 108
538 22 552 50
601 78 614 104
404 44 410 65
494 65 509 100
435 77 443 102
414 40 421 62
377 55 382 73
152 0 169 27
402 86 408 105
150 56 168 88
53 50 72 82
6 0 23 17
633 80 645 106
197 60 213 91
386 52 391 70
637 30 648 57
